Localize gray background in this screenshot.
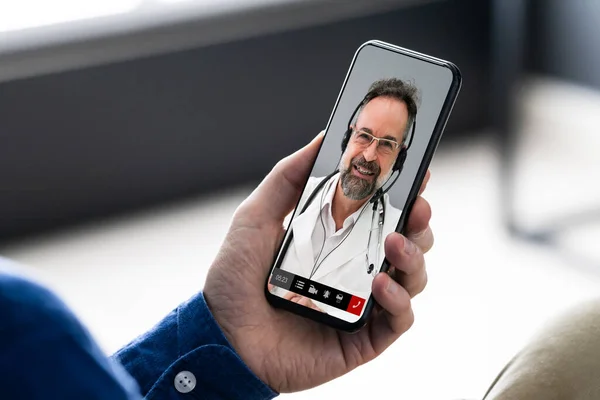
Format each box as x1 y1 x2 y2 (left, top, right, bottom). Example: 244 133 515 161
311 43 454 211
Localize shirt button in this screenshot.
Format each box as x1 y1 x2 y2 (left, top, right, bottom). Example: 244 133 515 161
174 371 196 393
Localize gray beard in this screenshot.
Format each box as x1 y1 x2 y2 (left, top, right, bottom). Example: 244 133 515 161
338 157 393 201
339 166 379 201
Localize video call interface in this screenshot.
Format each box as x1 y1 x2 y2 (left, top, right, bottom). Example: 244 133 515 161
268 44 454 323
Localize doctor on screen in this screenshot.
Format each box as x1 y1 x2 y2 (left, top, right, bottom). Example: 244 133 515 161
276 78 420 314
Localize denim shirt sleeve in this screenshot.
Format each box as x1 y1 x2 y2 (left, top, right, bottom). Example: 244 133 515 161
0 256 277 400
112 291 278 400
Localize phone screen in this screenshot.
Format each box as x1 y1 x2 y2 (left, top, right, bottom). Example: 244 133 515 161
267 43 457 324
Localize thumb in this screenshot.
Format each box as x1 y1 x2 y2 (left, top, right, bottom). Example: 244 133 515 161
243 131 324 224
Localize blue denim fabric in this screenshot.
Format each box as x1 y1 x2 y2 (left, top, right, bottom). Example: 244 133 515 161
0 258 277 400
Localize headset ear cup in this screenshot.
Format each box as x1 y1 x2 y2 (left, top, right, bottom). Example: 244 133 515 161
393 148 407 172
341 129 351 153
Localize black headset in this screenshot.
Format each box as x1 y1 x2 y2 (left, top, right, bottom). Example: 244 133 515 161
297 93 417 217
340 93 416 177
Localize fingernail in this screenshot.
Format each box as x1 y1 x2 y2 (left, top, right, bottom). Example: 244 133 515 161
404 236 416 255
386 276 398 294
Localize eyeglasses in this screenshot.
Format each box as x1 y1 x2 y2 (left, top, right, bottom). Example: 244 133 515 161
351 128 401 156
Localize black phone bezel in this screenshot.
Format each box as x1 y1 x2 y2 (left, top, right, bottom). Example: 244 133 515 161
264 39 462 333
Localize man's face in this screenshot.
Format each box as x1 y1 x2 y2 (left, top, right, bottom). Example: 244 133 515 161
339 96 408 201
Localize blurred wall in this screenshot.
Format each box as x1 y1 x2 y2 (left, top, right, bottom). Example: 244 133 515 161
530 0 600 90
0 0 490 242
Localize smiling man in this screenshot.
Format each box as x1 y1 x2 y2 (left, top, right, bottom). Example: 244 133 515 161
274 78 420 316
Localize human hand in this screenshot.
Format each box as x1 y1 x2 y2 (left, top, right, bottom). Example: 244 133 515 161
203 132 433 393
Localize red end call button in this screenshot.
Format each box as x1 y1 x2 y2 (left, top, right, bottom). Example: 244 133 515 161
346 295 365 316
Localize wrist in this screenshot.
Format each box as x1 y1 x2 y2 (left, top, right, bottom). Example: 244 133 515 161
203 289 274 391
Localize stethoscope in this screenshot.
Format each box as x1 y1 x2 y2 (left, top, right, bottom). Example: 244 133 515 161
306 171 387 278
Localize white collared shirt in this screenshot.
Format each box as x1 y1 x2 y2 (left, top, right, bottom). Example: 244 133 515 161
310 174 369 278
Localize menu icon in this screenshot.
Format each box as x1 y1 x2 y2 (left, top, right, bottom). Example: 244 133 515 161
294 280 305 291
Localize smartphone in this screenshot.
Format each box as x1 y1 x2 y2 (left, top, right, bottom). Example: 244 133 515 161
265 40 461 332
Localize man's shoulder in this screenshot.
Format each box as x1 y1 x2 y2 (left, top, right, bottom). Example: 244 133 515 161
0 260 76 335
293 175 331 216
300 175 328 202
306 175 326 190
0 262 54 308
0 258 143 399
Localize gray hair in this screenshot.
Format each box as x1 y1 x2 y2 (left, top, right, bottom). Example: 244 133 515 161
352 78 420 146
